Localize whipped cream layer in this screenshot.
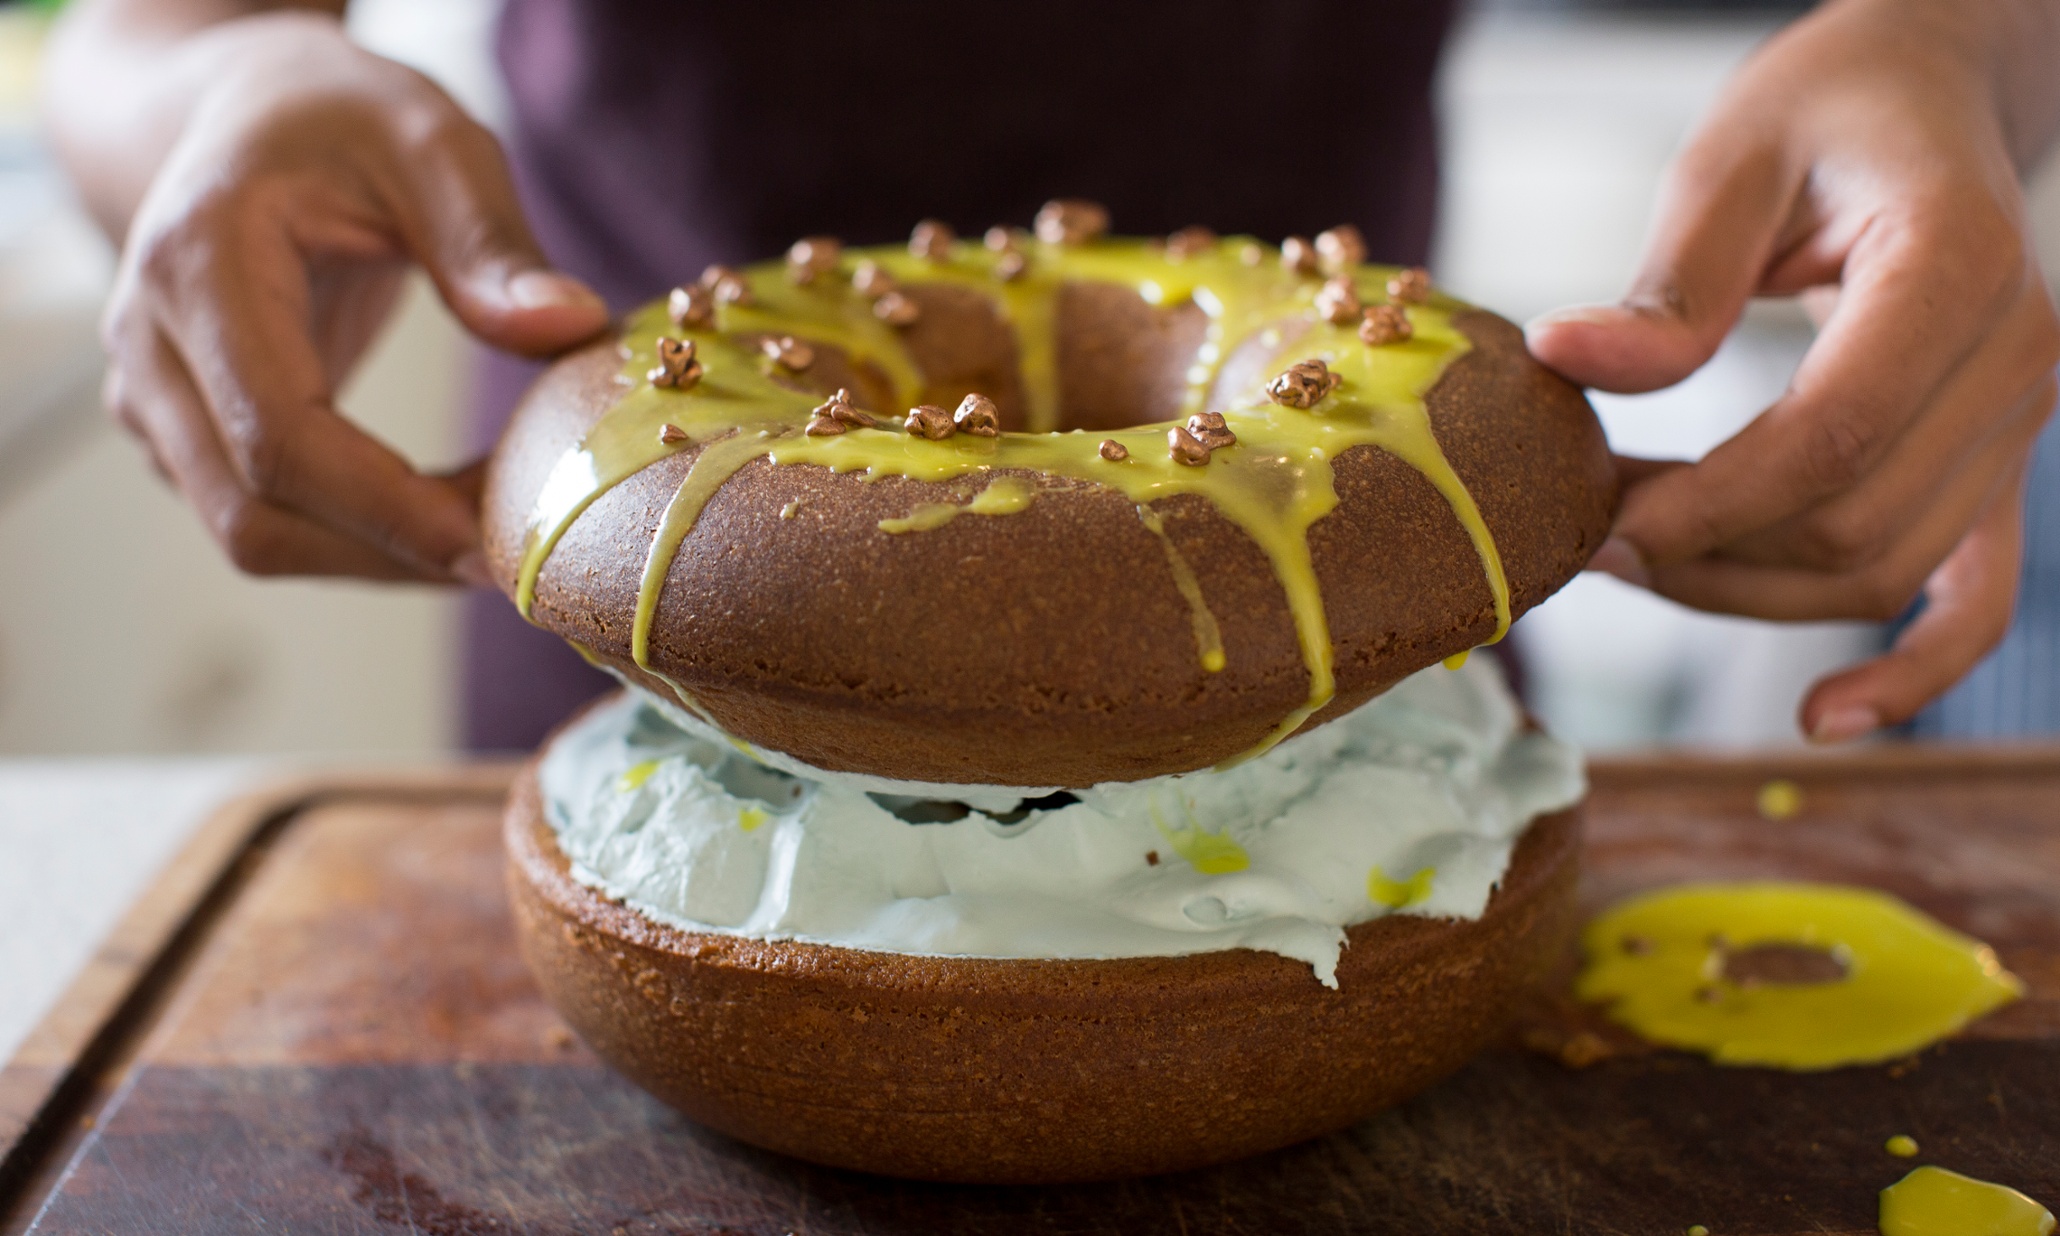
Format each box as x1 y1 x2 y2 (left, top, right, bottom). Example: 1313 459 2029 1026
540 657 1584 986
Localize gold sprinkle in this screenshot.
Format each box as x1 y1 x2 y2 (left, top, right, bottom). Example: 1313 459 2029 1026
874 289 922 326
1187 410 1235 450
779 499 802 519
816 388 874 428
1314 224 1367 274
648 337 702 390
851 259 895 299
761 335 814 371
983 225 1019 253
993 251 1028 282
1281 236 1319 276
1266 358 1341 408
1360 303 1413 346
658 423 689 446
699 263 752 306
785 235 842 284
905 405 955 440
1168 424 1211 466
953 393 1001 437
1239 242 1265 266
1315 275 1362 325
1098 439 1129 462
666 284 713 328
804 415 845 437
1034 198 1109 246
909 218 955 261
1387 266 1432 304
1165 225 1217 260
1145 850 1160 866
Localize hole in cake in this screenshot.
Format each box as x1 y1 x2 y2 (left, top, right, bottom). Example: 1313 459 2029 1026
783 281 1289 434
1719 942 1849 987
869 790 1081 826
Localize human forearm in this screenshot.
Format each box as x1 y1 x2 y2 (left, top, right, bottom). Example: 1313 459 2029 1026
40 0 344 241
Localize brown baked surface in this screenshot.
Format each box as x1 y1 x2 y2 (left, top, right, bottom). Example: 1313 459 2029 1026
484 286 1614 785
505 759 1584 1184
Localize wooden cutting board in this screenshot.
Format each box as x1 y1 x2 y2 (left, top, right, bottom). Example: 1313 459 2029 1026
2 750 2056 1235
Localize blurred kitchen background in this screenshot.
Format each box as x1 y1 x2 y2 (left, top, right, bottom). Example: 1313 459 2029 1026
3 0 2058 758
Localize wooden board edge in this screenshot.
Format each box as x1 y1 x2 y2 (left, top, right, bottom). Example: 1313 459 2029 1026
1589 738 2060 784
0 762 518 1211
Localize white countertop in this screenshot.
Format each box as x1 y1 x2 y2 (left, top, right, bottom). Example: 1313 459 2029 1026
0 759 265 1064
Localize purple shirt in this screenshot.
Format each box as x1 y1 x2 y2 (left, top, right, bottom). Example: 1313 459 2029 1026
466 0 1458 750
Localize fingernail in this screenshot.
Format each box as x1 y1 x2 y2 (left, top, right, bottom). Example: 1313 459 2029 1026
1810 705 1881 745
507 270 605 313
1585 536 1652 588
1525 304 1620 334
451 549 495 589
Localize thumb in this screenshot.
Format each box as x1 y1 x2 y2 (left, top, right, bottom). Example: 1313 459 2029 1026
400 124 609 357
1525 130 1796 394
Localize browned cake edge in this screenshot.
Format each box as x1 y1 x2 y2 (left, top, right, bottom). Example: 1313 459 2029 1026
505 759 1584 1183
485 302 1614 785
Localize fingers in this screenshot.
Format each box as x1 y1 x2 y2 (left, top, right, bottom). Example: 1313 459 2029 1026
1715 316 2058 573
1640 377 2046 624
1526 120 1798 394
1798 459 2028 742
1608 219 2049 571
137 200 487 580
110 325 443 581
387 114 608 356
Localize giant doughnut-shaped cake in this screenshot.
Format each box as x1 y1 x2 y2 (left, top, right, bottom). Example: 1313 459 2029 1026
483 202 1614 788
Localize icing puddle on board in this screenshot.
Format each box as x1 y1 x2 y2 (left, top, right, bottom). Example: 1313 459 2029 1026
513 234 1509 767
1576 882 2022 1069
1879 1166 2055 1236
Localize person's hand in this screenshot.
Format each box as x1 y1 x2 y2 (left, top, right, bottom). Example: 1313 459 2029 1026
98 12 607 583
1527 0 2060 743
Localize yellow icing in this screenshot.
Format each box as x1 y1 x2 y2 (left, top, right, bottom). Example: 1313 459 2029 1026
1137 505 1227 673
878 475 1037 534
738 806 768 832
1443 650 1471 671
1153 803 1251 875
1686 1226 1710 1236
1757 778 1804 821
1886 1135 1920 1158
514 234 1506 763
616 759 661 793
1369 865 1437 909
1577 883 2022 1070
1880 1166 2054 1236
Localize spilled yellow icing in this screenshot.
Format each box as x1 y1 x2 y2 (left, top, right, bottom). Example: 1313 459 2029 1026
1577 883 2022 1070
515 234 1506 764
1879 1166 2054 1236
1152 803 1251 875
1886 1135 1920 1158
615 759 661 793
1757 778 1804 821
738 806 768 832
1686 1226 1710 1236
1369 865 1437 909
877 503 962 535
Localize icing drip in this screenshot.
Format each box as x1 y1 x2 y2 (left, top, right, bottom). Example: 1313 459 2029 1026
516 234 1507 764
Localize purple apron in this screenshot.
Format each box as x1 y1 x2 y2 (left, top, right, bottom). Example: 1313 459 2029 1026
466 0 1458 750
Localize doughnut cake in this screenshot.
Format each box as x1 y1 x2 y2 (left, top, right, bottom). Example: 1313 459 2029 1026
489 203 1611 1182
